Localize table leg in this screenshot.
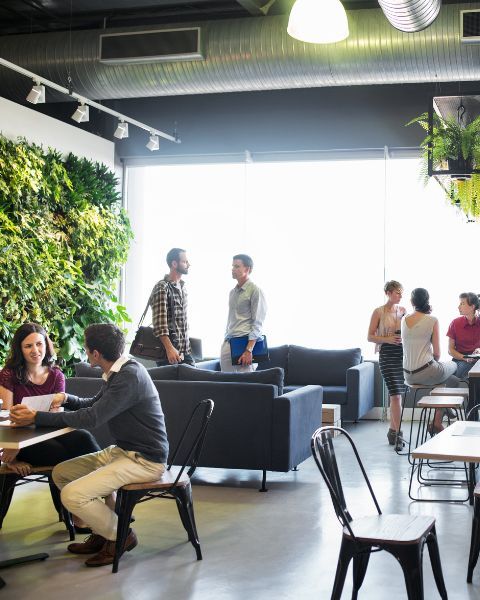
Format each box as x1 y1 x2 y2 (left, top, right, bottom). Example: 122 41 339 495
468 378 479 420
470 463 477 506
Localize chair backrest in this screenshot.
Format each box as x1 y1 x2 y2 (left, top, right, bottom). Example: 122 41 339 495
311 426 381 541
467 403 480 421
167 399 214 482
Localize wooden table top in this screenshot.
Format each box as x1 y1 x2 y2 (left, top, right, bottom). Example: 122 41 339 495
0 425 73 449
412 421 480 462
468 360 480 378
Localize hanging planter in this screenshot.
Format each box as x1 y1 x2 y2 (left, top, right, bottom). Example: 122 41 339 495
407 110 480 219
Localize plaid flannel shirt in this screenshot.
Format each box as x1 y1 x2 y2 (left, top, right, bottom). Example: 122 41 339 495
150 276 191 354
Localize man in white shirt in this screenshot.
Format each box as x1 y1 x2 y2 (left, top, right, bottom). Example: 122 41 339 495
220 254 267 372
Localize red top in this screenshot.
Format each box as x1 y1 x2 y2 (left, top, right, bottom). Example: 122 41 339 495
0 366 65 405
446 316 480 354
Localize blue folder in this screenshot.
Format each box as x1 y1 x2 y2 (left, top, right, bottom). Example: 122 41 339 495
229 335 269 364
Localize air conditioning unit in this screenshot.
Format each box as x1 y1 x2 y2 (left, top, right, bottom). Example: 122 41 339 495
99 28 203 64
461 9 480 43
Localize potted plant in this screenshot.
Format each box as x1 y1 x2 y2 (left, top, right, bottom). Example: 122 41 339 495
407 111 480 219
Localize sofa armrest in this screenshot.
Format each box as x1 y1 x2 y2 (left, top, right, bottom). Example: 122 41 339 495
195 359 221 371
346 362 375 421
271 385 323 471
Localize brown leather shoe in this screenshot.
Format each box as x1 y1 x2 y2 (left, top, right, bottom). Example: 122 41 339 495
85 529 138 568
68 533 107 555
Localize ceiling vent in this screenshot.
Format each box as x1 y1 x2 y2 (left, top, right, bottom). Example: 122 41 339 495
461 9 480 43
99 27 203 64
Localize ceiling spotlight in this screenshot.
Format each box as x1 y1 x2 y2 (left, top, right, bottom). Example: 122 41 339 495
26 82 45 104
114 121 129 139
71 102 90 123
146 134 159 151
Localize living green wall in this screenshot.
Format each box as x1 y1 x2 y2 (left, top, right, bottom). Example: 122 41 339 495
0 135 132 372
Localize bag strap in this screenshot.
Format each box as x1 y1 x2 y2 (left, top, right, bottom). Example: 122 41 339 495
139 282 177 334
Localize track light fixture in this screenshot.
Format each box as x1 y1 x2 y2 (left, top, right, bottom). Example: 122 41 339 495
114 121 129 139
0 58 181 147
71 102 89 123
146 134 159 151
26 81 45 104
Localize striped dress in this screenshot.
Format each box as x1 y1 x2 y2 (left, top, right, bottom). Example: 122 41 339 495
375 305 406 396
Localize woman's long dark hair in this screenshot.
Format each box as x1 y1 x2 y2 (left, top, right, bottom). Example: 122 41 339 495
411 288 432 314
5 323 55 384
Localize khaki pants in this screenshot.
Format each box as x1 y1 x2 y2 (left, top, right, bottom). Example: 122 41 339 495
53 446 165 541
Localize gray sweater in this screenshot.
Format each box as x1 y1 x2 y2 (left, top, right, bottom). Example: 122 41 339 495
35 360 169 464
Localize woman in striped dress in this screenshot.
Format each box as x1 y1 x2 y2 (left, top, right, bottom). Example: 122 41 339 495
368 281 406 450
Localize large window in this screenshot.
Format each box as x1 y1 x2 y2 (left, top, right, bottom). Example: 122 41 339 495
124 155 478 359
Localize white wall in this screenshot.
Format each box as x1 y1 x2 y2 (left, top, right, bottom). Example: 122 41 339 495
0 97 114 168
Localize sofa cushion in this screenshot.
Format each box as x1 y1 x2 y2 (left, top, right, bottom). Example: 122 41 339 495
147 365 179 380
73 362 103 378
256 345 289 373
178 364 284 395
287 346 362 386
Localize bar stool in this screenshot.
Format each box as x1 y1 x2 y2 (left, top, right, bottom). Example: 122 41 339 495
396 383 436 462
408 396 469 503
467 482 480 582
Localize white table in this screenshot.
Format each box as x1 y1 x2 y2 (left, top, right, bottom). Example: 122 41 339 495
411 421 480 503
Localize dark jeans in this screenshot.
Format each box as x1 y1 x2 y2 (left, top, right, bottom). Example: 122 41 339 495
17 429 101 465
156 353 195 367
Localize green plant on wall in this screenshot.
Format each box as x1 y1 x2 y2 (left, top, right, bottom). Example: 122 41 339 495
0 135 133 373
407 112 480 218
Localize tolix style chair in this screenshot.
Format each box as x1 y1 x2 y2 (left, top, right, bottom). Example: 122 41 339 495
311 426 448 599
112 398 214 573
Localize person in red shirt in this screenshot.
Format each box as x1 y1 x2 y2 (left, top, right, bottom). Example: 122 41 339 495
447 293 480 381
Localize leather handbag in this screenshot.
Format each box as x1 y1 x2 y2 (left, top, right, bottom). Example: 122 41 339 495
130 284 176 361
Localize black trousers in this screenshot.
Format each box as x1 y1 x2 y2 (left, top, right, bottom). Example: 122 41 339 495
17 429 101 465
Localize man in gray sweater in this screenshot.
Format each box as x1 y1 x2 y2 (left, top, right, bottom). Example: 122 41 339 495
10 323 169 568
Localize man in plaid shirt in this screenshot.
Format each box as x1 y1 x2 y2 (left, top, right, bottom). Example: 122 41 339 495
150 248 194 366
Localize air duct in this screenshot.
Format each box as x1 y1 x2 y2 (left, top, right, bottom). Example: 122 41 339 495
0 4 478 101
377 0 441 33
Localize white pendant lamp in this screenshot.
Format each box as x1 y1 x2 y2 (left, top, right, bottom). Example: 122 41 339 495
287 0 349 44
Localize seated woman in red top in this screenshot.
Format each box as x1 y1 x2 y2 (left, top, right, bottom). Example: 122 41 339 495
0 322 101 476
447 292 480 381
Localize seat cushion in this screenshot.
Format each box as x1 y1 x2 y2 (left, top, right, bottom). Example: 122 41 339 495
73 362 103 378
322 387 348 406
287 346 362 386
147 365 179 380
178 364 284 395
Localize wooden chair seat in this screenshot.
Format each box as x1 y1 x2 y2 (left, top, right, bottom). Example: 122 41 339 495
121 469 190 491
343 514 435 545
417 396 465 409
431 387 469 397
0 465 54 475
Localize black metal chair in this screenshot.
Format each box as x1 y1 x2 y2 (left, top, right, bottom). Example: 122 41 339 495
311 426 448 599
112 398 214 573
0 465 74 539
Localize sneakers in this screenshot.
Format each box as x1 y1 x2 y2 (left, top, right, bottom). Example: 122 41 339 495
444 408 458 421
68 533 107 555
85 529 138 568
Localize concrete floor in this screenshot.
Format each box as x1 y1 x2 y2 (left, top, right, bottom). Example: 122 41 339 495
0 420 478 600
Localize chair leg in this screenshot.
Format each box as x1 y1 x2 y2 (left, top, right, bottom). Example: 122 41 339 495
390 542 425 600
173 483 202 560
112 490 140 574
468 496 480 583
352 549 371 599
47 475 63 522
0 473 20 529
330 537 356 600
425 528 448 599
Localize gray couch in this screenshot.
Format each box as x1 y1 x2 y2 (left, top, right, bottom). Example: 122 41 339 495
67 362 323 490
199 345 374 422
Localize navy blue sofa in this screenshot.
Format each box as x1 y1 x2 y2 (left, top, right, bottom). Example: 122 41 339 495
66 362 323 490
199 345 374 422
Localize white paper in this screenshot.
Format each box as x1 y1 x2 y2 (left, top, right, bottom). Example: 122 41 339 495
0 420 12 426
451 425 480 437
21 394 54 412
